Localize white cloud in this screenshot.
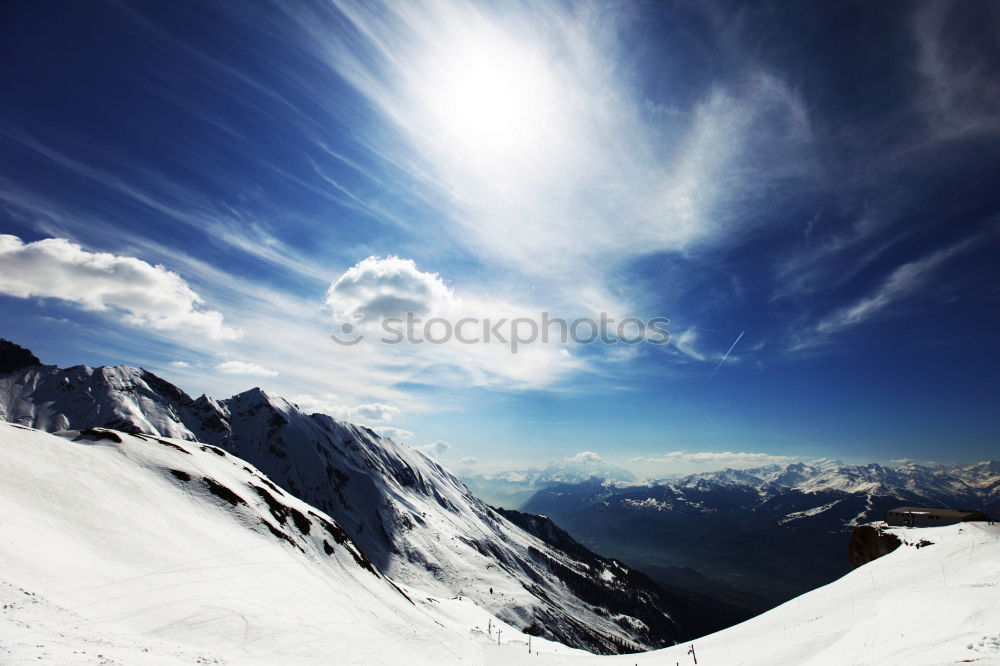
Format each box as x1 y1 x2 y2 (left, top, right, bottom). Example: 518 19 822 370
215 360 278 377
671 329 709 363
296 2 815 312
326 255 458 321
350 402 401 421
169 361 191 368
670 328 739 366
414 440 452 458
289 393 342 415
0 235 240 341
460 456 479 465
566 451 602 463
323 256 587 391
808 236 983 343
376 427 414 441
633 450 797 466
914 3 1000 139
289 393 400 422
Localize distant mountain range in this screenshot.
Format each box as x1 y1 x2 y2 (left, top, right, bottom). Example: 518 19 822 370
460 455 635 508
522 459 1000 614
0 339 713 653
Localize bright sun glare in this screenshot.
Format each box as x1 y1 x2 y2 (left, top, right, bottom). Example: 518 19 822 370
427 35 558 163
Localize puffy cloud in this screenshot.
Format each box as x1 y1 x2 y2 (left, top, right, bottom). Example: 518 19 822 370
289 393 400 422
322 256 586 391
414 440 452 458
326 255 458 322
351 403 401 421
169 361 191 368
215 360 278 377
289 393 343 416
460 456 480 465
567 451 602 463
0 235 240 341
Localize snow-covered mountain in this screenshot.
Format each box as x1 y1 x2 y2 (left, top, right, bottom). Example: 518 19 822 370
4 422 998 666
644 520 1000 666
0 421 582 664
523 459 1000 615
0 340 695 653
672 459 1000 506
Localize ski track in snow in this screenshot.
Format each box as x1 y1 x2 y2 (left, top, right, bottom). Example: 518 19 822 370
847 491 875 527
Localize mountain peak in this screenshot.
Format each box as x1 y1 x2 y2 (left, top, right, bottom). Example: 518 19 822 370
231 386 270 402
0 339 42 373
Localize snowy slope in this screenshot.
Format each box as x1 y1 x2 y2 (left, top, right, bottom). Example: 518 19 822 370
0 342 690 653
2 341 998 665
0 422 583 665
4 420 997 666
616 522 1000 666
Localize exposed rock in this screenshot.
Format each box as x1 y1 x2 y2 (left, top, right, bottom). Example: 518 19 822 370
848 525 901 568
0 340 41 373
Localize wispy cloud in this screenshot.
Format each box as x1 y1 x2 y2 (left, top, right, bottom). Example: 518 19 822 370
287 1 815 313
802 234 987 346
0 126 337 286
913 3 1000 139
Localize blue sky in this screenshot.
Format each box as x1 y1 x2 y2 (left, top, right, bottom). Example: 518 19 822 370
1 0 998 475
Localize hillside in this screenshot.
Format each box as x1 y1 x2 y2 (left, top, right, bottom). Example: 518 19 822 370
0 340 695 652
3 422 997 665
634 521 1000 665
0 421 582 664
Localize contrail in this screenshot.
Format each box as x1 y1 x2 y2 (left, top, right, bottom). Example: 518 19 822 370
712 330 745 374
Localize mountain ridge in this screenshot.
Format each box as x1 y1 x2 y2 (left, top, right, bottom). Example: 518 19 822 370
521 456 1000 616
0 339 700 653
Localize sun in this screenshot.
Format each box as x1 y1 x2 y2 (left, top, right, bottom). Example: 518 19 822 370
423 33 559 164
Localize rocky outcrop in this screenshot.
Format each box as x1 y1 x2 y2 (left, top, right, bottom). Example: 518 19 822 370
848 525 901 568
0 339 41 373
